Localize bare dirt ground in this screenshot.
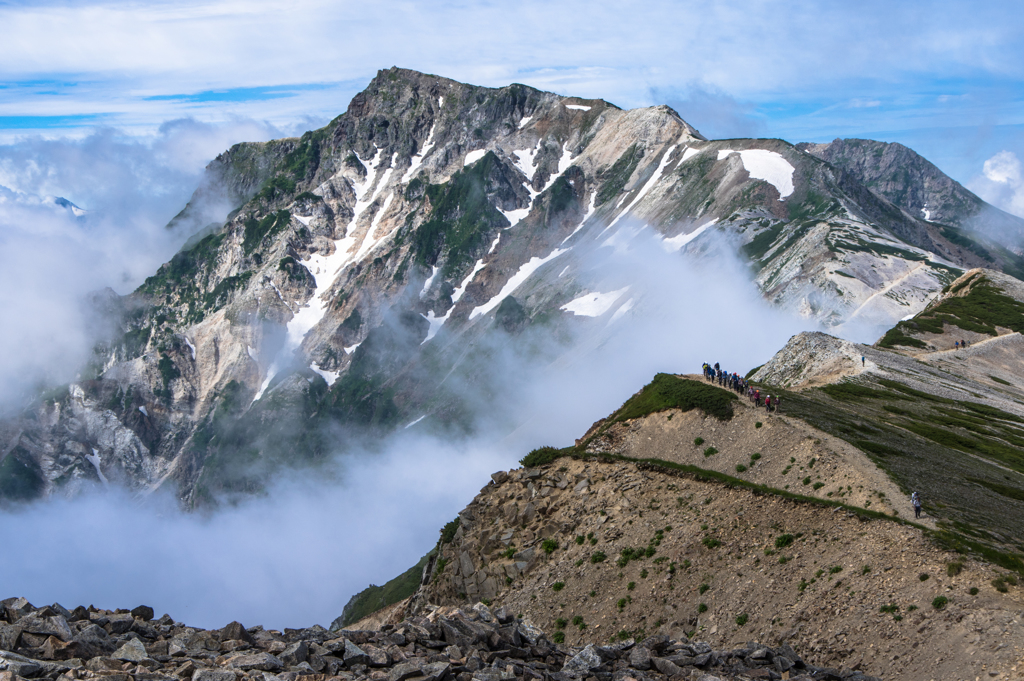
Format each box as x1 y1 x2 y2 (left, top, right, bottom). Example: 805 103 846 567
422 457 1024 681
592 375 927 526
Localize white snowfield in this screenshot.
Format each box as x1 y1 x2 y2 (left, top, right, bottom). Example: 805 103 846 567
184 337 196 360
469 248 568 320
464 149 488 167
294 215 312 226
565 104 591 111
717 149 795 199
309 362 340 386
560 287 630 317
681 146 701 162
138 406 148 417
420 265 441 299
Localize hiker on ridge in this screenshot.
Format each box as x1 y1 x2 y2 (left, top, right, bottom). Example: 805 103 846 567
911 491 922 519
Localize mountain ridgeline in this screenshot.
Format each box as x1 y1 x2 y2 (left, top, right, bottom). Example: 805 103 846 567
2 66 1024 508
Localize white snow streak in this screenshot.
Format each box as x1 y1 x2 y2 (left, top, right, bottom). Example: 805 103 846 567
500 206 531 229
558 265 570 278
602 144 678 234
681 147 700 162
512 144 540 180
565 104 591 111
518 115 533 130
402 121 438 183
420 309 450 344
247 346 258 361
294 215 312 226
540 143 574 194
717 149 795 199
344 343 361 355
488 233 501 254
138 406 148 417
420 265 441 299
560 287 630 317
464 149 488 167
86 448 108 486
309 362 340 386
662 219 718 251
184 337 196 360
404 415 426 429
561 191 596 244
469 248 568 320
453 259 486 304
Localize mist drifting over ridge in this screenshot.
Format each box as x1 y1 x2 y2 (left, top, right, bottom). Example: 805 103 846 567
0 212 812 629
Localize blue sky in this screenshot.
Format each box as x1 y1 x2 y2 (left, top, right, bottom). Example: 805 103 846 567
0 0 1022 205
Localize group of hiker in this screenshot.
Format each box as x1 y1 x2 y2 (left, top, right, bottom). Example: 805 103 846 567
954 339 970 350
701 362 780 413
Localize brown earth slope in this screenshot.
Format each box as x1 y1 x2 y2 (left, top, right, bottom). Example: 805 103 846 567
418 456 1024 680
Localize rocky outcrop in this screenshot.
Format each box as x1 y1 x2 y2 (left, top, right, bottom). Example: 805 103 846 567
0 598 878 681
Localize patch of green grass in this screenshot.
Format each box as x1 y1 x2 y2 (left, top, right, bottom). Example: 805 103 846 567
542 538 558 554
243 210 291 255
552 581 565 591
552 631 564 644
965 476 1024 502
947 561 964 577
340 549 435 626
736 464 747 473
990 375 1012 386
704 447 718 457
591 551 607 563
820 381 900 401
609 373 738 424
698 602 708 613
702 536 721 549
596 144 645 206
734 613 748 626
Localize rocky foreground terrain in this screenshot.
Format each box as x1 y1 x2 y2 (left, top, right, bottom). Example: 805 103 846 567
0 598 878 681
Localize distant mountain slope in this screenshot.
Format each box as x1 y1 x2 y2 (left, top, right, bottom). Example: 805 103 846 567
800 138 1024 254
6 67 1024 506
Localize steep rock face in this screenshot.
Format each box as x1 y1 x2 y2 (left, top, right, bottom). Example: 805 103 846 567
4 67 1023 504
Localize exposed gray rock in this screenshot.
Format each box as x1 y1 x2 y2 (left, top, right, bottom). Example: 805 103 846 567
561 644 602 676
192 670 236 681
227 652 283 672
112 638 150 662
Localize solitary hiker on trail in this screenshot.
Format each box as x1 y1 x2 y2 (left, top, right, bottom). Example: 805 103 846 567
911 491 922 519
861 356 865 367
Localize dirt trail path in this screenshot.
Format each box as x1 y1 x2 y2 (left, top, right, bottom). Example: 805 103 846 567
598 374 937 529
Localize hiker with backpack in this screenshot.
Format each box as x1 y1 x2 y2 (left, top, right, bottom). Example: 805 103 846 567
911 491 922 519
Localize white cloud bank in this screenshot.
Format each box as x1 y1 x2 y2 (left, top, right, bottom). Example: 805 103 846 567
969 150 1024 219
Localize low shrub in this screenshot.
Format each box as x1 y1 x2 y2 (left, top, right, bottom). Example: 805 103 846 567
932 596 948 610
552 581 565 591
542 539 558 554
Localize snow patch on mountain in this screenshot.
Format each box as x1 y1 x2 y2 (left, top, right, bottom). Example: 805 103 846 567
717 149 794 199
565 104 591 111
470 248 568 320
310 362 340 386
420 265 441 299
560 287 630 317
403 121 438 183
602 144 679 234
464 149 488 167
662 219 718 252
